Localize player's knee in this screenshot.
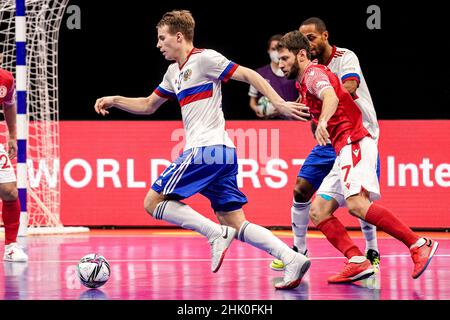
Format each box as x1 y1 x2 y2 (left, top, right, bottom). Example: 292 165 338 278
309 203 327 225
293 181 314 203
143 197 153 216
144 190 166 217
144 196 158 217
0 185 18 201
221 221 242 233
346 198 365 219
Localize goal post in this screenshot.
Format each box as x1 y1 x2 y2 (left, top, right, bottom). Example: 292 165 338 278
0 0 89 235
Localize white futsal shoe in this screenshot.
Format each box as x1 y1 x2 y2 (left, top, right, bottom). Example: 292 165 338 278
210 225 237 273
274 253 311 290
3 242 28 262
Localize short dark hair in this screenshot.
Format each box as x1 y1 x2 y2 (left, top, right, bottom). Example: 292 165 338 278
277 30 311 59
300 17 327 33
267 34 283 50
157 10 195 42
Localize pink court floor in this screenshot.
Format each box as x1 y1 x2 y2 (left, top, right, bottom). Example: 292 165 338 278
0 229 449 300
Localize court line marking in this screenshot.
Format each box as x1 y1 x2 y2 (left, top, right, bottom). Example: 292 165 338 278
24 254 450 264
58 233 450 240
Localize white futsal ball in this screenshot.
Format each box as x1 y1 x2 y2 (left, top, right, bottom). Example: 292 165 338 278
77 253 111 288
257 96 276 117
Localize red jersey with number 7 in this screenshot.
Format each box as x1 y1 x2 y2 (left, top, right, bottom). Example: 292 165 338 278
297 62 370 153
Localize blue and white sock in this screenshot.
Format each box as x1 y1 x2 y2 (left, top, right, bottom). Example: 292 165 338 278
291 199 311 253
359 219 378 253
238 220 297 264
154 200 222 241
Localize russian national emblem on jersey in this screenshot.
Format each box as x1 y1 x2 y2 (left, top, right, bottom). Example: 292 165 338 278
183 69 192 82
175 68 193 90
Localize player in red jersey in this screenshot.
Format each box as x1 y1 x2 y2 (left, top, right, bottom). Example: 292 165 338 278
270 18 380 273
277 30 438 283
0 67 28 262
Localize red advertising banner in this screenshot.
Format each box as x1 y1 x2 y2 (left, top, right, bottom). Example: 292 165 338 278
56 120 450 228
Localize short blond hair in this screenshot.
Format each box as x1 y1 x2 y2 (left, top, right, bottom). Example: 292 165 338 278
157 10 195 42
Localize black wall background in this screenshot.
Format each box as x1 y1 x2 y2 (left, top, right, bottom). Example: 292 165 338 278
58 0 450 120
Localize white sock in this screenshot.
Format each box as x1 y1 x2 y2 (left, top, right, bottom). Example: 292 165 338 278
291 199 311 253
359 219 378 252
238 221 296 265
154 200 222 241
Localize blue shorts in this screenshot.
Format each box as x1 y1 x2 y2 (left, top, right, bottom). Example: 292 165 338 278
298 144 337 190
151 145 248 212
298 144 381 190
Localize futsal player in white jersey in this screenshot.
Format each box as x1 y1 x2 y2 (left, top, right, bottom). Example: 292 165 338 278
94 10 311 289
270 17 381 272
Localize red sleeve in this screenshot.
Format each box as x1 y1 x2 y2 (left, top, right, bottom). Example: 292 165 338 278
0 71 15 105
304 67 333 99
3 79 15 104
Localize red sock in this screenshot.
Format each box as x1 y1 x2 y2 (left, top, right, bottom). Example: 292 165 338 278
2 199 21 245
317 216 363 259
365 203 419 248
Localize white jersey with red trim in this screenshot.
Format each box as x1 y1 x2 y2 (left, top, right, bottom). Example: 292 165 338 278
327 46 379 142
154 48 237 151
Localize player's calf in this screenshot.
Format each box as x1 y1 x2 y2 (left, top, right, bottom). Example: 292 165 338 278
345 193 372 220
309 200 332 225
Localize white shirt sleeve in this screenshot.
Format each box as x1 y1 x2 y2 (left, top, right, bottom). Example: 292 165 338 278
154 67 177 100
339 50 362 84
201 49 239 83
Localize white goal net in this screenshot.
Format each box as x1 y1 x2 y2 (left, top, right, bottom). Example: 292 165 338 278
0 0 88 235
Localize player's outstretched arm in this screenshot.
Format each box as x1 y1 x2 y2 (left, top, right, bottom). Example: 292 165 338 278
94 92 167 116
230 66 310 121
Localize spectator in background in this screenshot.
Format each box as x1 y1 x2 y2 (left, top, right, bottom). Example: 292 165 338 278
248 35 298 119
